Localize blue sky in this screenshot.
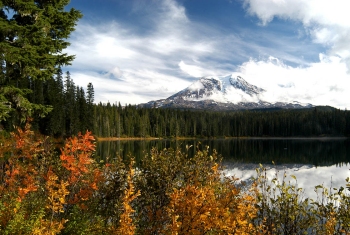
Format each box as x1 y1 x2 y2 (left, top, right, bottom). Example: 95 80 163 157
65 0 350 109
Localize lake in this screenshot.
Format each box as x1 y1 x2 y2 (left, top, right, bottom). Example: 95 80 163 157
96 138 350 198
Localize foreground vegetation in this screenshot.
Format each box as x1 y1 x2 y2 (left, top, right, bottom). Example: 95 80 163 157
1 125 350 234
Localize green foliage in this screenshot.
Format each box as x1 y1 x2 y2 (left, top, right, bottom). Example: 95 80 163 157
255 165 350 234
93 156 129 227
0 0 82 83
255 166 316 234
0 0 82 132
310 182 350 234
92 104 350 138
0 86 52 125
132 145 258 234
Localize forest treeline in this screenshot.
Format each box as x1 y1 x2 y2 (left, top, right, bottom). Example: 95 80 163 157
1 69 95 138
92 102 350 138
4 67 350 139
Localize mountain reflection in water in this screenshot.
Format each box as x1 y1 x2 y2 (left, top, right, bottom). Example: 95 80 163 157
223 162 349 199
96 138 350 166
96 138 350 199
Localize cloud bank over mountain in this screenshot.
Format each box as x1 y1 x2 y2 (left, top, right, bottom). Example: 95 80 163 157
66 0 350 109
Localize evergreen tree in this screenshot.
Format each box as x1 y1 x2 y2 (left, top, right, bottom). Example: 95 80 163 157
91 105 350 138
87 82 94 105
0 0 82 130
40 67 65 136
64 71 76 136
86 82 94 128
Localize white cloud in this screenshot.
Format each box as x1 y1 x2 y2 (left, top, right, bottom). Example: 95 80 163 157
237 54 350 109
179 61 203 77
65 0 350 109
109 67 123 78
243 0 350 27
243 0 350 70
65 0 201 104
178 60 218 78
66 0 231 105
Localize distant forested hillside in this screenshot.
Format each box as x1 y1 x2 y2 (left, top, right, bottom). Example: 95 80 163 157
92 103 350 138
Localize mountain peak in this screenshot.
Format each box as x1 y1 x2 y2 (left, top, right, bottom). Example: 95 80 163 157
229 76 265 96
139 74 313 111
178 75 265 102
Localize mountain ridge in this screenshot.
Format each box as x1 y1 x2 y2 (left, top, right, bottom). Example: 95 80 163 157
140 75 313 111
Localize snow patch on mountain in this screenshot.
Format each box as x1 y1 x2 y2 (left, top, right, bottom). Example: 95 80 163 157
181 75 264 103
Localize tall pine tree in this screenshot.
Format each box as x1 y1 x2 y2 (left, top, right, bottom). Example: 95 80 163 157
86 82 94 129
0 0 82 131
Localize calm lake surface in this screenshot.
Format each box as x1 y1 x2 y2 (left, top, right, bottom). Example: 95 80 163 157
96 138 350 198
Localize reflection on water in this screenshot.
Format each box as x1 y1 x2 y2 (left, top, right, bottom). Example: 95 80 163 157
96 138 350 199
96 138 350 166
223 163 350 200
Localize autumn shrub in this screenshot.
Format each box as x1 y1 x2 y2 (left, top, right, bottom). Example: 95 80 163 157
0 123 65 234
115 161 140 235
0 124 107 234
309 180 350 234
93 156 129 228
133 145 221 234
254 165 350 235
254 165 316 234
164 163 260 235
2 124 350 235
132 145 261 234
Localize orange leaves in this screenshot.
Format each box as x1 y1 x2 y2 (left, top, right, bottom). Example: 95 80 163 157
12 122 44 160
3 124 350 234
324 211 337 235
167 184 217 234
60 131 95 183
0 124 41 202
0 123 49 232
117 163 140 235
0 124 102 234
59 131 102 207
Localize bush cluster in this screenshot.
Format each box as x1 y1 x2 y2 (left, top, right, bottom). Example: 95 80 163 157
1 125 350 234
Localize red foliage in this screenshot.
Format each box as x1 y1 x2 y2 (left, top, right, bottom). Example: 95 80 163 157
59 131 102 206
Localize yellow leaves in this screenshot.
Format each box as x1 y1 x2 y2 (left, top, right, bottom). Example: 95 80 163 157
45 168 69 213
0 124 101 234
324 211 337 235
116 161 140 235
4 125 350 234
32 218 67 235
166 175 259 234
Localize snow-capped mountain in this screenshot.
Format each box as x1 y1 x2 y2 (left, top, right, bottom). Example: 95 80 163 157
140 75 313 111
169 75 265 102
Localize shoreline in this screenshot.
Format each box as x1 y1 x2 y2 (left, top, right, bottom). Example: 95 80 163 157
95 136 197 141
95 136 349 141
